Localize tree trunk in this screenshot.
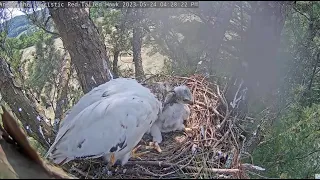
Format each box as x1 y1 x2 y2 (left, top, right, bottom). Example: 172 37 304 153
132 9 145 81
192 2 236 75
48 8 112 94
112 8 132 78
54 53 71 122
112 50 120 77
205 2 236 74
0 58 54 150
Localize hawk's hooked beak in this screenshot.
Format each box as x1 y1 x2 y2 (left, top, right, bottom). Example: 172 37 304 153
184 99 194 105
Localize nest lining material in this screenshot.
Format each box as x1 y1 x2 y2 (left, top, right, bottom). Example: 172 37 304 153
61 74 250 179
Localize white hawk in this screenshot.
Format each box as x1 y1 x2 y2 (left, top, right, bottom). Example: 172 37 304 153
45 78 162 168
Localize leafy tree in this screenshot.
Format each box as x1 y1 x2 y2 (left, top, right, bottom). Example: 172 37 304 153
252 104 320 179
26 34 61 103
97 8 132 77
251 2 320 178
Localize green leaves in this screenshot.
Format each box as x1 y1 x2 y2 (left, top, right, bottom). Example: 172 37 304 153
95 8 132 55
253 104 320 178
27 34 61 97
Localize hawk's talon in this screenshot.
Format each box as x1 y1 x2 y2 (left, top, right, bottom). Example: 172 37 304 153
146 142 162 153
110 153 116 166
132 145 142 154
184 127 193 132
131 145 149 159
131 151 150 159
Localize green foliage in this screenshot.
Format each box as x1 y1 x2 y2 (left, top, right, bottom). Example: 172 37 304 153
100 9 132 54
89 5 106 19
100 9 121 34
28 137 47 157
1 30 48 72
252 103 320 179
26 34 61 99
67 84 84 110
17 30 46 49
279 1 320 107
250 2 320 179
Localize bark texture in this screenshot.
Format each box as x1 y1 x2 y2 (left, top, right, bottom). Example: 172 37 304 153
54 53 71 121
49 8 112 93
0 58 54 150
132 9 145 81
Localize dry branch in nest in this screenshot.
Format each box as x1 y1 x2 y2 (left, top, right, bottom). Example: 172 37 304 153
63 74 256 179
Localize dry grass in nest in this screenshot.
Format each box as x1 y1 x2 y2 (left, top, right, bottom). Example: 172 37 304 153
62 74 250 179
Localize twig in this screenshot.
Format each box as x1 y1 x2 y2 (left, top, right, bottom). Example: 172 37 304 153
192 137 218 142
217 84 231 128
194 166 204 179
122 169 159 177
159 156 195 178
169 143 193 162
292 6 310 21
241 163 266 171
23 10 60 36
246 170 273 179
229 123 239 151
136 164 163 177
195 100 224 118
70 167 94 179
216 85 225 106
126 161 240 175
197 87 218 98
212 129 230 149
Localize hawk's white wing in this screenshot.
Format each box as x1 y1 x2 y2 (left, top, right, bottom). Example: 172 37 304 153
46 83 161 165
143 82 172 103
60 78 151 128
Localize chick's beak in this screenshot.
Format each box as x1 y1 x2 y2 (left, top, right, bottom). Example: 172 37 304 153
187 99 194 105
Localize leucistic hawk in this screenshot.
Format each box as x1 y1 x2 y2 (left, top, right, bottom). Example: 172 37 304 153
148 85 193 151
45 78 162 168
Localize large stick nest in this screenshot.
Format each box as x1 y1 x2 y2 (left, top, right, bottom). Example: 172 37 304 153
62 74 252 179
